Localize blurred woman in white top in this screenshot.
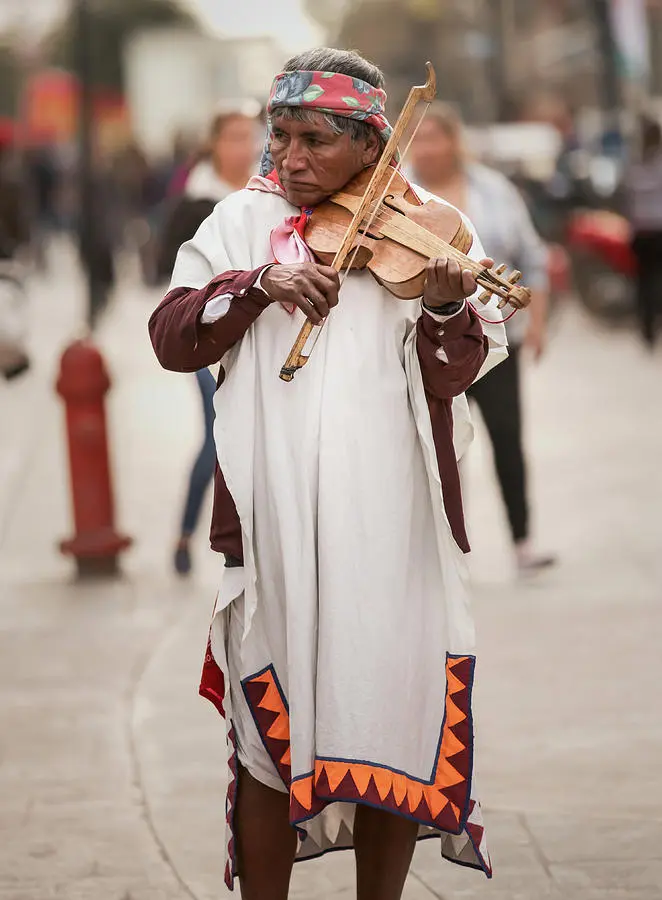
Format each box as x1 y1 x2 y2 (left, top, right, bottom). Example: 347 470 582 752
410 102 555 576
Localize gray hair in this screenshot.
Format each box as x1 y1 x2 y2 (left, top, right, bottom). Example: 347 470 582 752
273 47 386 147
283 47 385 89
271 107 375 145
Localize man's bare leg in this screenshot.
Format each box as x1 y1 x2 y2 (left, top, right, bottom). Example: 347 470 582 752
354 805 419 900
235 764 298 900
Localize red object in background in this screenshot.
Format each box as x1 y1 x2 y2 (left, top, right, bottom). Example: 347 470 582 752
567 210 637 276
0 117 19 147
24 70 78 144
547 242 571 295
56 340 132 577
23 69 130 149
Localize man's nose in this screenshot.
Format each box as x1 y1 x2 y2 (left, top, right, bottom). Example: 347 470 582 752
282 140 307 174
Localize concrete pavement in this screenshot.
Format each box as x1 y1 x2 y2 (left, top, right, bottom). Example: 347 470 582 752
1 249 661 899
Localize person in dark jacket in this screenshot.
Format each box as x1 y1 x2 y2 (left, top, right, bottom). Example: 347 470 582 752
625 115 662 348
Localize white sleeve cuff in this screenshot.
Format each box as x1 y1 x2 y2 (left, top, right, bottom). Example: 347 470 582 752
421 300 468 365
200 294 232 324
422 299 466 323
254 264 273 294
200 265 274 325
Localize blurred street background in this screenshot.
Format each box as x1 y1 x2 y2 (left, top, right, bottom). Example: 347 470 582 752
0 1 661 899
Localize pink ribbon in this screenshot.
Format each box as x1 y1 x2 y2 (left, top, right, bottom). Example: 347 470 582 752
246 172 317 314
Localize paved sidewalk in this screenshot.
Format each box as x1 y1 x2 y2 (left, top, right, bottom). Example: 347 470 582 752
1 257 661 900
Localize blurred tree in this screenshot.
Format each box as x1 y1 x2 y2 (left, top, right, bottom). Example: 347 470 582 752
0 39 22 117
46 0 197 92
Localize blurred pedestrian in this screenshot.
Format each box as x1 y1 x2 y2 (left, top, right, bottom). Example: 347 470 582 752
625 115 662 349
0 125 29 255
0 126 31 380
77 146 122 322
410 102 555 575
25 144 59 271
112 140 153 242
165 130 200 199
160 108 259 575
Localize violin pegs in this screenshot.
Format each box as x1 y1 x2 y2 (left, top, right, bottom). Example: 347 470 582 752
494 264 507 276
508 269 523 285
478 289 493 304
497 297 509 309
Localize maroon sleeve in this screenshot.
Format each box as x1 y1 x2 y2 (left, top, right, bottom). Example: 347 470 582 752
148 266 272 372
416 303 489 400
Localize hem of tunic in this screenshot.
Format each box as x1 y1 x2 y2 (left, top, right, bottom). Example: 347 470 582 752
201 645 492 890
292 830 491 877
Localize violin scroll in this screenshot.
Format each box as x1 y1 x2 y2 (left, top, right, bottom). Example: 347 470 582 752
419 62 437 103
477 265 531 311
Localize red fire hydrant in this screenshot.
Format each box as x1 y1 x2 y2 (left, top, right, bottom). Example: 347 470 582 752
56 338 132 577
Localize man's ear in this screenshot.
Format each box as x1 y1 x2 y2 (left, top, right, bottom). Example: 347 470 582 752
362 131 381 166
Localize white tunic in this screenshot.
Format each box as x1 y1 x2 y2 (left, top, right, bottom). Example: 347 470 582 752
170 185 507 888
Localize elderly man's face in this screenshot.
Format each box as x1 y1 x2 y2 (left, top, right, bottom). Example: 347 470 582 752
270 113 380 207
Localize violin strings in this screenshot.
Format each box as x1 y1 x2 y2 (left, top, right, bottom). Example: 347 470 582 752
354 207 510 298
343 103 433 270
301 104 519 359
393 107 523 318
302 104 434 359
372 106 524 315
341 102 498 281
341 200 522 315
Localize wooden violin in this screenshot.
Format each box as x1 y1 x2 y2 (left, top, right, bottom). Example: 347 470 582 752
305 165 531 305
280 62 530 383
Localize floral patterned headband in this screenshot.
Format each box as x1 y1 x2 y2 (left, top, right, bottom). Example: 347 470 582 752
260 69 395 176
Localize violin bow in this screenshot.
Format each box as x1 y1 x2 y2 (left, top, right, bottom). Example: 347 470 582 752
279 63 437 383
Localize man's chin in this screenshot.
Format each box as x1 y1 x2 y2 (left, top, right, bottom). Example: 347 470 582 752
283 185 327 208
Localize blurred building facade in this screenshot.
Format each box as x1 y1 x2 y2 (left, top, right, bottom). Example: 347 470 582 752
124 28 282 158
304 0 662 121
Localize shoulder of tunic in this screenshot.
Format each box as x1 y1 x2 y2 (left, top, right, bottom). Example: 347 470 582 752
213 186 295 216
202 188 299 247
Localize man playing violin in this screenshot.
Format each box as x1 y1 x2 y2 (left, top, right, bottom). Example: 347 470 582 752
150 47 506 900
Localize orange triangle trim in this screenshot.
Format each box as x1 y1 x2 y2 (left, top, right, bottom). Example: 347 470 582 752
445 697 466 728
440 727 466 761
266 714 290 741
291 776 313 811
447 655 469 671
372 769 394 802
392 773 408 808
348 765 373 797
257 682 285 714
406 780 424 814
424 786 448 820
434 755 465 790
322 761 349 794
250 670 276 685
446 667 466 697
